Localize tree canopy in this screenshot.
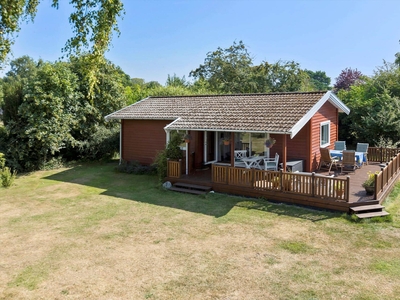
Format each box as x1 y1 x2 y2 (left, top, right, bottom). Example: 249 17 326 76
189 41 319 94
337 61 400 147
0 0 124 68
1 56 127 170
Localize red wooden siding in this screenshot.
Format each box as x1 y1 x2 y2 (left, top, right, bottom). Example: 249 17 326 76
270 124 311 172
310 102 338 170
121 119 170 165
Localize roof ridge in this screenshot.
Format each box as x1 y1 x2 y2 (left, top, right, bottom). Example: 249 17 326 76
149 91 328 99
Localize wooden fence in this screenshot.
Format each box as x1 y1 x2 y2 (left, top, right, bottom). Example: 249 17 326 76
212 165 350 202
375 152 400 201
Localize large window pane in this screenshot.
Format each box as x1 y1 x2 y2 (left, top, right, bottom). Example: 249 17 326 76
320 121 330 147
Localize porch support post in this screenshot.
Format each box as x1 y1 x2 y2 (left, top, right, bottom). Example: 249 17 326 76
165 129 171 148
119 121 122 164
186 130 189 175
230 132 235 167
282 134 287 171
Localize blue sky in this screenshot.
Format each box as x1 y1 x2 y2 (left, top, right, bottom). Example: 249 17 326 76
2 0 400 85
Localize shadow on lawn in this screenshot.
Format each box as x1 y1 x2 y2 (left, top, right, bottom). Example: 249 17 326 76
235 199 338 222
44 163 237 218
44 162 338 220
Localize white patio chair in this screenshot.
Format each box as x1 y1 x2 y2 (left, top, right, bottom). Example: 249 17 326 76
264 153 279 171
356 143 369 165
234 150 247 168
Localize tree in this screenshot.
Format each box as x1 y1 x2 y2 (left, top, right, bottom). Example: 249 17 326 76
305 70 331 90
334 68 363 92
189 40 254 93
64 55 127 159
190 41 313 94
253 60 311 93
337 62 400 146
166 74 188 88
1 56 39 125
5 62 80 170
0 0 124 68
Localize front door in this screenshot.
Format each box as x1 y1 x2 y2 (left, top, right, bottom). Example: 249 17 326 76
204 131 217 164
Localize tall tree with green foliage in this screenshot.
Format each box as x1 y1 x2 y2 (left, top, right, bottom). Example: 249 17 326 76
189 41 254 93
190 41 313 94
1 56 39 125
305 70 331 90
338 61 400 146
5 62 80 170
0 0 124 67
252 60 312 92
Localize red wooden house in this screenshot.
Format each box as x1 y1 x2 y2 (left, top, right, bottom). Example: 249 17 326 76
105 91 350 173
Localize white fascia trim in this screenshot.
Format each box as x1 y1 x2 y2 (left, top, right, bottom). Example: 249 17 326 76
164 127 290 135
289 91 350 139
328 92 350 114
164 118 182 131
104 97 151 121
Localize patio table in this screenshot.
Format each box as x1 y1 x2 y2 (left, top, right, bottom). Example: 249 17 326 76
330 150 366 167
241 156 265 169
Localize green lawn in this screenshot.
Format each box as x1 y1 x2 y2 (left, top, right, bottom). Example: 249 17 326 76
1 161 400 299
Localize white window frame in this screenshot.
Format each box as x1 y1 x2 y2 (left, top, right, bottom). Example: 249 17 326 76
320 121 330 147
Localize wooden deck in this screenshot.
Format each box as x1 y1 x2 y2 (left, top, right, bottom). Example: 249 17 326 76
166 148 400 213
169 163 383 203
317 162 382 203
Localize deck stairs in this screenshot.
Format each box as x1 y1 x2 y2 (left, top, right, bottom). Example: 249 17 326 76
170 182 212 195
350 204 390 219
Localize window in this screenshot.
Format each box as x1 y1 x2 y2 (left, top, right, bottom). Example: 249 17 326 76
320 121 330 147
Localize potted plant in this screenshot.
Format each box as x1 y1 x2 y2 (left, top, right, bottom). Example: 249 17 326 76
362 171 379 195
183 133 192 143
223 137 230 145
271 176 280 188
264 137 276 148
334 182 344 198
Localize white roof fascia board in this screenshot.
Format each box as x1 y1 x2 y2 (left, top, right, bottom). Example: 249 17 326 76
163 126 289 135
164 118 182 130
104 96 151 120
289 91 350 139
289 91 331 139
328 92 350 114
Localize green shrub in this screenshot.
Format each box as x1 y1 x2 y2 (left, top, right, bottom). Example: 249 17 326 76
1 166 17 188
153 131 184 181
39 157 65 170
0 152 5 169
75 126 120 160
115 160 157 175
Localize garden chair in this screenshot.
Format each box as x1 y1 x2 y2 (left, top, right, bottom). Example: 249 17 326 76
319 148 339 174
356 142 369 165
234 150 247 168
334 141 346 151
264 153 279 171
340 150 358 173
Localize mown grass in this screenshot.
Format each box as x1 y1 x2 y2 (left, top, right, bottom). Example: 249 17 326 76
1 161 400 299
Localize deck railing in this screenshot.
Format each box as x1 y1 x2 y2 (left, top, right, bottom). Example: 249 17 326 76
375 152 400 200
212 165 350 201
368 147 400 163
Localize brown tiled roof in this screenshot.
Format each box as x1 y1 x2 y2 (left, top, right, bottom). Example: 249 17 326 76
105 91 344 135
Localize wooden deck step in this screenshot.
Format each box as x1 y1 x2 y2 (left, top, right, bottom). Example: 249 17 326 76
173 182 212 192
350 204 385 213
355 211 390 219
169 186 207 195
